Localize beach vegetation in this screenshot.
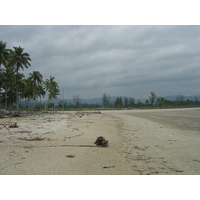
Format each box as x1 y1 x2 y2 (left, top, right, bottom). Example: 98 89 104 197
0 40 60 113
8 46 31 111
114 96 123 108
0 41 11 106
124 96 129 108
45 76 60 110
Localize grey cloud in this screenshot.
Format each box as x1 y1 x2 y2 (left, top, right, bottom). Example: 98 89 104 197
0 25 200 99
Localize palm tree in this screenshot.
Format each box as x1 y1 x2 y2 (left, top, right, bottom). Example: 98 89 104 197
36 85 46 107
45 76 60 110
20 78 34 109
1 68 15 112
9 46 31 111
16 73 25 109
0 67 20 113
28 71 43 87
28 71 43 109
0 41 10 68
9 46 31 73
0 41 11 107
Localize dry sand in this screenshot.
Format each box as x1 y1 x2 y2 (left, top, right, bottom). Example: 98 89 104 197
0 111 134 175
0 108 200 175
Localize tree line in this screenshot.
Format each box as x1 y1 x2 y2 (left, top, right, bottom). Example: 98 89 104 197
101 92 200 109
0 41 60 113
56 92 200 110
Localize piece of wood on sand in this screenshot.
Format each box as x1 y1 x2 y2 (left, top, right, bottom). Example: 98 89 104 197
18 137 45 141
94 136 108 147
9 122 19 128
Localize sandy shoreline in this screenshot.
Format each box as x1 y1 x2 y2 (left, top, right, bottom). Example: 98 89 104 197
0 108 200 175
0 111 135 175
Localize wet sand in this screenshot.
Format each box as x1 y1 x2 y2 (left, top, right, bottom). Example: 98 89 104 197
106 108 200 174
0 108 200 175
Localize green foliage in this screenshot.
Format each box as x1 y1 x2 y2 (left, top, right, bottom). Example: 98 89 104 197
0 40 61 112
58 100 67 109
102 93 110 107
135 100 144 108
8 46 31 73
129 97 135 107
124 96 129 108
153 95 200 108
114 97 123 108
145 99 150 107
45 76 60 100
0 41 11 67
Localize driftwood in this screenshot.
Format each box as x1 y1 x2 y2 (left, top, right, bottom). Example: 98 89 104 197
61 137 108 148
66 154 76 158
19 130 32 133
9 123 18 128
18 137 45 141
62 144 96 147
103 165 115 168
0 123 10 131
94 136 108 147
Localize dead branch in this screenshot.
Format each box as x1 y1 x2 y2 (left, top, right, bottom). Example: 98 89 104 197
66 154 76 158
18 137 45 141
19 130 32 133
103 165 115 168
62 144 97 147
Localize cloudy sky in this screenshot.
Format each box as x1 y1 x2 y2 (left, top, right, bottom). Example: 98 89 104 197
1 25 200 99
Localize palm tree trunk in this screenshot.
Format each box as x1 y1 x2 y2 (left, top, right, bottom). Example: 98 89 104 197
24 98 27 111
9 86 12 115
53 98 55 112
5 87 8 113
40 96 42 111
16 70 19 112
0 64 2 109
16 86 19 111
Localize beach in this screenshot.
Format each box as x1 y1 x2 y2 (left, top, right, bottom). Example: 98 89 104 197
0 108 200 175
106 108 200 175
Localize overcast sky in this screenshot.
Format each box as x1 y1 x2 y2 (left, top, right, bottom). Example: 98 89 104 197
1 25 200 99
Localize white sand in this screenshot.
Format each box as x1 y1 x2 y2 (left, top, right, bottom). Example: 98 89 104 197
0 111 135 175
0 108 200 175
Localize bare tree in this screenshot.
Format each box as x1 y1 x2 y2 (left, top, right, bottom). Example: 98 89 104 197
149 91 157 107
